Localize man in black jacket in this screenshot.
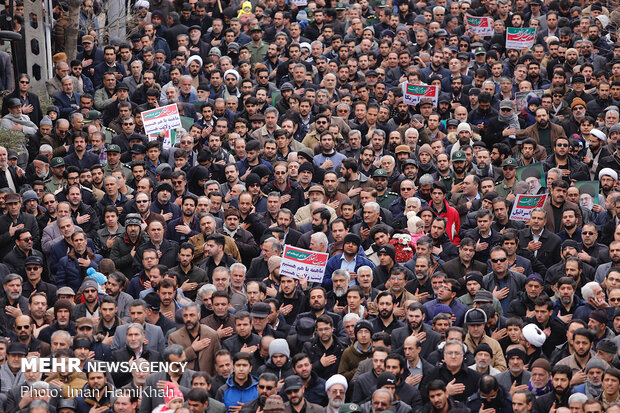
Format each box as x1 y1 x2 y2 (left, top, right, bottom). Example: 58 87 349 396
110 322 162 388
532 365 572 413
392 301 441 359
1 74 43 126
425 340 482 403
519 208 562 270
0 193 39 259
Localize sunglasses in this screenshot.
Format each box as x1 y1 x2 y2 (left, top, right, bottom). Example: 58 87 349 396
582 231 596 235
258 385 274 390
15 325 29 330
491 257 507 263
556 143 569 147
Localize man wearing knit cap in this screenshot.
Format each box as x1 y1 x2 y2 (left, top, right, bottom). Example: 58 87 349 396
324 233 374 289
417 145 437 176
256 338 293 379
262 395 285 413
572 356 608 398
596 339 617 365
372 244 397 287
325 374 348 413
469 343 500 376
527 357 552 396
561 97 588 137
339 320 374 381
496 344 531 395
588 309 615 343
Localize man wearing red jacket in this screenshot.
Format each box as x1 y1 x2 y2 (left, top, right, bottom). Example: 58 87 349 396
429 182 461 245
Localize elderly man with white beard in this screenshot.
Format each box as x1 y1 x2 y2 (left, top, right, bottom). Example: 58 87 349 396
325 375 348 413
327 270 349 313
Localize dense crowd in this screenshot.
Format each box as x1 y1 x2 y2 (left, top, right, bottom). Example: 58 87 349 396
1 0 620 413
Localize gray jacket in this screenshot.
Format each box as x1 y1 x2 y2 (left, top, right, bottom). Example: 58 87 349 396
0 362 24 393
496 370 531 395
111 322 165 354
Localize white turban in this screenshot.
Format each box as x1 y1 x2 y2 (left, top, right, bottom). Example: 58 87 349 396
135 0 149 9
591 128 607 142
224 69 240 81
325 374 348 392
522 324 546 348
187 55 203 68
599 167 618 181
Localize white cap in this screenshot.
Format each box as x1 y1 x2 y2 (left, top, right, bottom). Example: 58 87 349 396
599 168 618 181
522 324 546 348
325 374 348 391
187 55 203 68
135 0 149 8
590 128 607 142
456 122 472 134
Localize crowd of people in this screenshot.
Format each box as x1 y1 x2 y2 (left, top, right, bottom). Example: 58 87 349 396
0 0 620 413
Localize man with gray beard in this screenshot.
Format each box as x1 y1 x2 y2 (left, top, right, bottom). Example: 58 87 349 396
0 274 29 336
327 270 349 312
325 375 347 413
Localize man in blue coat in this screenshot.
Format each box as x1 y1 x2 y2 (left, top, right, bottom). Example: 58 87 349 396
324 233 374 289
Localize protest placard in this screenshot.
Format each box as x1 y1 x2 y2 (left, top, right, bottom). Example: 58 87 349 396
574 181 600 205
465 14 494 36
516 162 546 193
514 90 545 111
506 27 537 50
402 84 439 107
509 194 548 221
141 104 183 149
279 245 329 284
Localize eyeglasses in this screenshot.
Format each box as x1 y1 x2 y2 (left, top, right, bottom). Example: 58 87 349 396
556 143 569 147
491 257 507 263
445 351 463 357
15 325 29 330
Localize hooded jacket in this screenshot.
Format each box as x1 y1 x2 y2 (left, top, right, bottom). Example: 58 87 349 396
216 375 259 412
